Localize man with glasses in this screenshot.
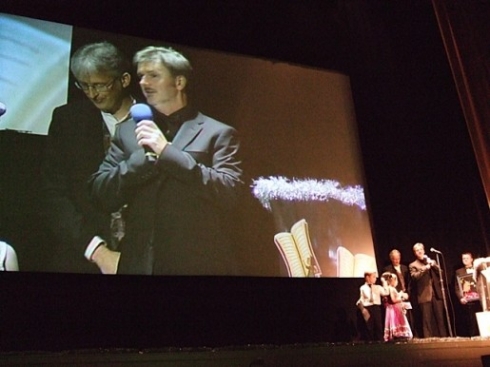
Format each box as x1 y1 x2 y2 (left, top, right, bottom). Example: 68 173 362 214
41 41 135 273
89 46 243 275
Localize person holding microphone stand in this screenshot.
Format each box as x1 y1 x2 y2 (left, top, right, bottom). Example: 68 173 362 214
409 242 449 338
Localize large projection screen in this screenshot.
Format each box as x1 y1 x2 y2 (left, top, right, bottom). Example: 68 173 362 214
0 13 376 277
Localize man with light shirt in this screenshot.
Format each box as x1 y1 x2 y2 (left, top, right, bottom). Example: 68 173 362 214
41 41 136 273
384 249 410 293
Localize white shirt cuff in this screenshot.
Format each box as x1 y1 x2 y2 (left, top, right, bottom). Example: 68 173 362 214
84 236 106 262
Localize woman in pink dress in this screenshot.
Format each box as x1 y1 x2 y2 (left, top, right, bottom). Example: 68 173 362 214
381 272 413 341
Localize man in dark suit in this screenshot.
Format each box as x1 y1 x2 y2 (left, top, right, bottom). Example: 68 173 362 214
409 242 448 338
454 251 482 336
384 249 410 293
41 42 135 273
89 46 243 275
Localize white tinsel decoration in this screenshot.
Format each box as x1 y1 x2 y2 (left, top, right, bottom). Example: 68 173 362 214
251 176 366 211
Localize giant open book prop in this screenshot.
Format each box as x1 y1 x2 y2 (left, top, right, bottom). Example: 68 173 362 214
336 246 376 278
273 219 322 277
0 241 19 271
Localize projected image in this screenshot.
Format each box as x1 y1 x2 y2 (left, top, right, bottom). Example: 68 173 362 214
0 14 72 135
0 12 376 277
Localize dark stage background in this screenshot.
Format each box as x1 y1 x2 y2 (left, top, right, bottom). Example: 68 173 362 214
1 0 490 351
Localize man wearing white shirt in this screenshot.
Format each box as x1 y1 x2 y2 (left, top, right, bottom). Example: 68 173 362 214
41 42 136 273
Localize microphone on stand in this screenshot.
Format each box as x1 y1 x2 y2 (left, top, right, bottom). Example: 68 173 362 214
130 103 157 162
429 246 454 336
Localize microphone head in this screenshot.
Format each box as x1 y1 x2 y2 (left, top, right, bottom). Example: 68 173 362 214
0 102 6 117
130 103 153 122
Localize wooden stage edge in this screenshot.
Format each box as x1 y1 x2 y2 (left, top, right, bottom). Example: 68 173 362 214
2 337 490 367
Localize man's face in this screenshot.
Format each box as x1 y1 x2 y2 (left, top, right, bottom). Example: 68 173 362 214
76 71 127 114
390 253 401 266
414 246 425 261
137 61 183 114
462 254 473 267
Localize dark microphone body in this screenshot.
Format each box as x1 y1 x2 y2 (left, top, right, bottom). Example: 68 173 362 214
130 103 157 161
430 247 443 254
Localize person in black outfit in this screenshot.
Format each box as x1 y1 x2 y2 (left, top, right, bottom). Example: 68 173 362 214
88 46 244 275
454 251 482 336
409 242 448 338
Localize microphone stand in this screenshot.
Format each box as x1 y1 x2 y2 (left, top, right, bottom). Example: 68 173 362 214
434 252 454 337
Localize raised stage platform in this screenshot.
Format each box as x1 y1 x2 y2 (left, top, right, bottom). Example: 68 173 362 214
1 337 490 367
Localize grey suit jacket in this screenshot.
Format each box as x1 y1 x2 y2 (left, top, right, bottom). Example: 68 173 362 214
89 110 244 275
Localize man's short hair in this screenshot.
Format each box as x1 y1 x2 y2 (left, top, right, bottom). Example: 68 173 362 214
133 46 193 82
389 249 401 259
70 41 131 79
413 242 424 251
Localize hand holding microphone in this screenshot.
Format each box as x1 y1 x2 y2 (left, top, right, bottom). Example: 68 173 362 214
130 103 168 161
423 254 435 269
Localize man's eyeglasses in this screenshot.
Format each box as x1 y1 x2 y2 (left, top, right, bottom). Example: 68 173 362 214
75 77 119 93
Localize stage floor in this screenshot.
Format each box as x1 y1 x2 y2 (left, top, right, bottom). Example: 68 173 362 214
1 337 490 367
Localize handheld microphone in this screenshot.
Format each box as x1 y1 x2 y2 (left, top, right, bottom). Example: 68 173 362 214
0 102 6 117
423 254 433 265
430 247 442 254
130 103 157 161
131 103 153 122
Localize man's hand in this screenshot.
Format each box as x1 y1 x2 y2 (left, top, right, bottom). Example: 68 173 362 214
91 245 121 274
135 120 168 157
460 297 468 305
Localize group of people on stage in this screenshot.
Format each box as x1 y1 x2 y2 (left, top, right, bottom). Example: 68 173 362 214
357 242 482 342
38 41 243 275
